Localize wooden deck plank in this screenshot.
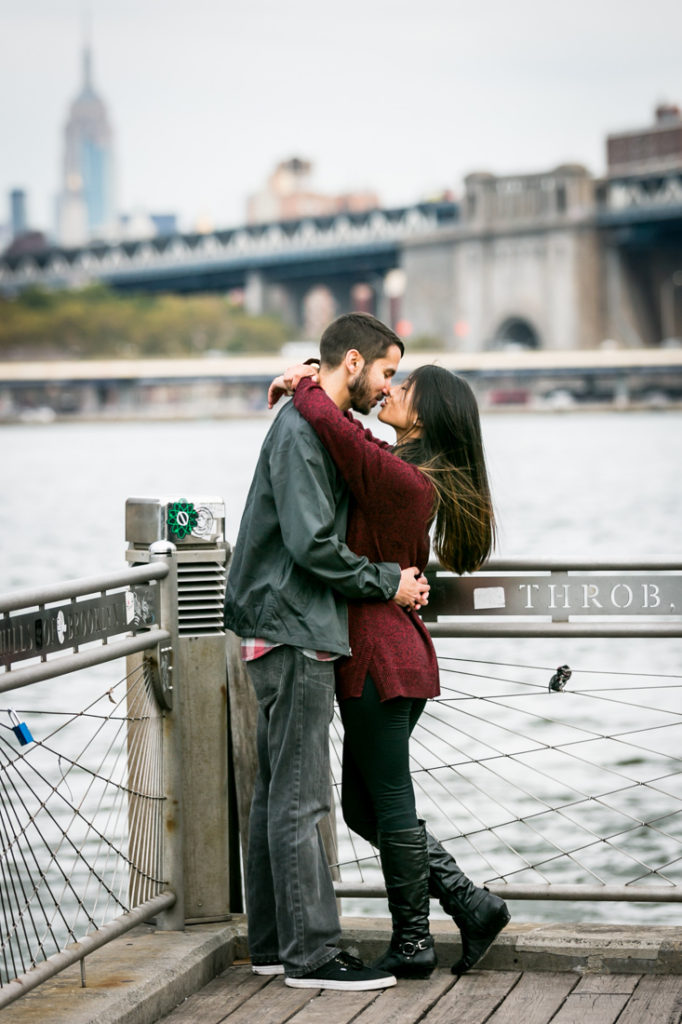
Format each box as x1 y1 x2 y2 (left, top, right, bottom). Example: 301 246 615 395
571 975 641 994
206 977 318 1024
420 970 521 1024
349 969 456 1024
616 975 682 1024
158 966 271 1022
549 973 641 1024
485 971 580 1023
285 987 382 1023
156 963 682 1024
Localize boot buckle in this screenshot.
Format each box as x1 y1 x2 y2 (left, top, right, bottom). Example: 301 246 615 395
399 937 430 958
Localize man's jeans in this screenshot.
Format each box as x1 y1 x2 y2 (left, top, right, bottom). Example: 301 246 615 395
245 645 341 976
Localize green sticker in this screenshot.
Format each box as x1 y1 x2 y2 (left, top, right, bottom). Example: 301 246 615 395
167 500 198 539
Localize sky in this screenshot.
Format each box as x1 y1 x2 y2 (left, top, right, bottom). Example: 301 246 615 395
1 0 681 237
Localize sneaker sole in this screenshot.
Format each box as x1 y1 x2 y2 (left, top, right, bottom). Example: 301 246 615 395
252 964 284 975
285 975 397 991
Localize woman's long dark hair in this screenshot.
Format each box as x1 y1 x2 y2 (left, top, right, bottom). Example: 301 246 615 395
394 365 495 574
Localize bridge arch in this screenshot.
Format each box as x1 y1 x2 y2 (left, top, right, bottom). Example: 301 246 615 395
491 316 542 350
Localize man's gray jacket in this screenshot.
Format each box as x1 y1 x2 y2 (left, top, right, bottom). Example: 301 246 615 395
223 400 401 656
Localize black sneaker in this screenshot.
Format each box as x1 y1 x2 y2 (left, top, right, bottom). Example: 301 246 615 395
285 951 397 991
251 959 284 976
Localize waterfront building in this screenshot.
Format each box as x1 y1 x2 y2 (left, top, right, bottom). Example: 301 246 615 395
56 43 116 247
607 102 682 175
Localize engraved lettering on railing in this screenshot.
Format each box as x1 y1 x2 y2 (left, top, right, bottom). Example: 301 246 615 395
519 584 541 608
610 584 633 609
0 622 35 657
548 584 571 609
512 578 674 614
582 584 603 609
2 586 160 667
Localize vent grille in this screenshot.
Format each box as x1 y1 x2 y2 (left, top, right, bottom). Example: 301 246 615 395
177 561 226 635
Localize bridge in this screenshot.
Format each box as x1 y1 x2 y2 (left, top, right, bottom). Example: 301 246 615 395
1 165 681 349
0 201 458 333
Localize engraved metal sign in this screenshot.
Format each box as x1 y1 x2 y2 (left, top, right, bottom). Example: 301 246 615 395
422 571 682 623
0 584 159 668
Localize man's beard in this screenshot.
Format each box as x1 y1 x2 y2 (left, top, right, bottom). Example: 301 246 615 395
348 366 376 414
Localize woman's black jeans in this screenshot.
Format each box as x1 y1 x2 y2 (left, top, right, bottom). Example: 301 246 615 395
339 674 426 843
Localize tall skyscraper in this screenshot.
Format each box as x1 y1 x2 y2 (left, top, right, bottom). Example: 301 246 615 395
56 43 115 246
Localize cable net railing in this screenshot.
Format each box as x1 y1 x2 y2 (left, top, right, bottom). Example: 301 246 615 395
328 648 682 921
0 659 165 987
1 547 680 1004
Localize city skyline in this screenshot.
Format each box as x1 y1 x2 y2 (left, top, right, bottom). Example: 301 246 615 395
1 0 681 239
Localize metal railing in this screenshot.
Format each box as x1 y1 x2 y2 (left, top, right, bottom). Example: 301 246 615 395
423 558 682 638
329 559 682 911
0 552 178 1008
0 561 171 693
1 514 681 1006
0 496 232 1009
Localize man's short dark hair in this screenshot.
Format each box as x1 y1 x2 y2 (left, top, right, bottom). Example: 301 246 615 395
319 313 404 369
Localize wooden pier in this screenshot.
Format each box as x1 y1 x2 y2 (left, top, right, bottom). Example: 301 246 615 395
160 965 682 1024
4 917 681 1024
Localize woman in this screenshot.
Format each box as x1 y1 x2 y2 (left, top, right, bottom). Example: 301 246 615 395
276 363 510 978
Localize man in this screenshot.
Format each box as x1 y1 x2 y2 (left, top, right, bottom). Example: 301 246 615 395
224 313 429 991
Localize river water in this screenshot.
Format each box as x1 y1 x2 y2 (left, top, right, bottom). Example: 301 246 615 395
1 409 681 926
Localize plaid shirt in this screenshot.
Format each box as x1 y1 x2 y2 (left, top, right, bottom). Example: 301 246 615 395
240 638 338 663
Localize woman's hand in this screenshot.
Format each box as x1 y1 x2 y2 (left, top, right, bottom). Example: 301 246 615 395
393 568 430 611
268 374 290 408
268 363 319 409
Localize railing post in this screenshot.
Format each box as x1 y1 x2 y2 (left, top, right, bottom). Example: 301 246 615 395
151 540 185 930
126 497 231 927
125 542 177 916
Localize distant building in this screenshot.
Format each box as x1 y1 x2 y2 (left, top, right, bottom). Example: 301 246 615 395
247 157 379 224
150 214 178 237
3 189 47 257
10 189 27 238
117 210 157 241
607 103 682 175
3 231 48 259
114 211 178 242
56 43 115 246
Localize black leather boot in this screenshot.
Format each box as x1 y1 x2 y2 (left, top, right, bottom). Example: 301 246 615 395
426 829 510 975
373 823 437 979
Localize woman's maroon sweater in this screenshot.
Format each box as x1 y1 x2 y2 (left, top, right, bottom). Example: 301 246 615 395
293 378 440 702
